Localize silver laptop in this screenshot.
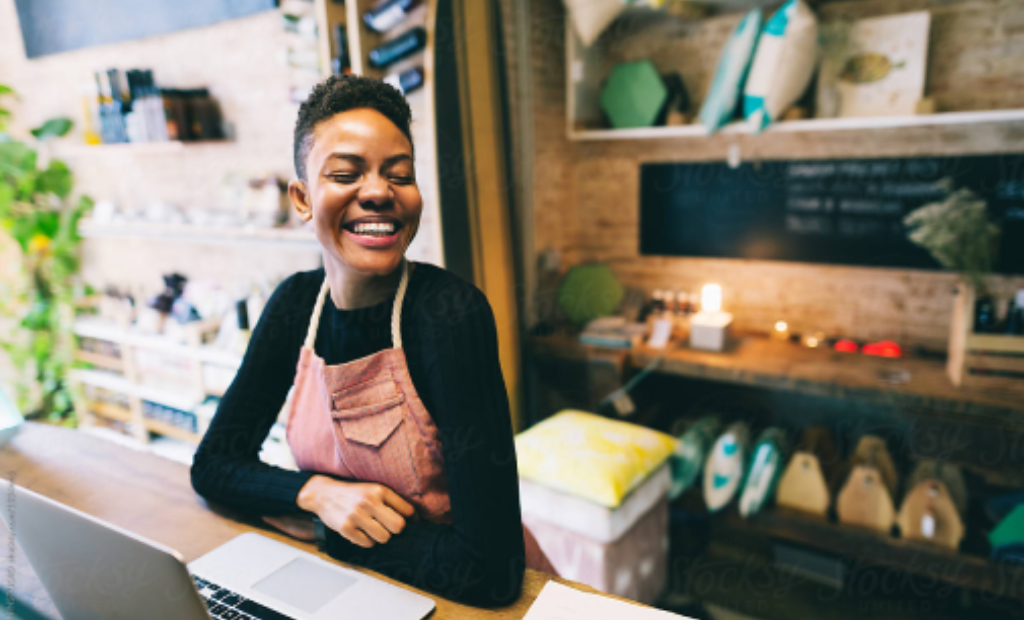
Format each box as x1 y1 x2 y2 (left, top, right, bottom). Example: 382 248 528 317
0 481 435 620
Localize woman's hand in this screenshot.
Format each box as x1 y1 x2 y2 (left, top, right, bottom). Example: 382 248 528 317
262 514 317 541
297 475 416 548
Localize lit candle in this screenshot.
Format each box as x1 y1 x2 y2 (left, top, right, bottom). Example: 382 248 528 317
772 321 789 340
701 284 722 313
690 283 732 352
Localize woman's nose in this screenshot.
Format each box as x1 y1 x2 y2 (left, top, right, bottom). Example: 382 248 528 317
358 174 392 206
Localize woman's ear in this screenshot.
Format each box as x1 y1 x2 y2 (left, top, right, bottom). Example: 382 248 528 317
289 180 313 222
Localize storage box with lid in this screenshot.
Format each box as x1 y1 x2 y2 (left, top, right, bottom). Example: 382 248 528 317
515 410 676 604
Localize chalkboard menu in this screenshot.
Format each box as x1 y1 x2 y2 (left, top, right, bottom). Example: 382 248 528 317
640 155 1024 273
15 0 276 59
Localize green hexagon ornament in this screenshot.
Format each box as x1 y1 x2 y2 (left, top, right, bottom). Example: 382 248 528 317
600 60 668 129
557 264 625 326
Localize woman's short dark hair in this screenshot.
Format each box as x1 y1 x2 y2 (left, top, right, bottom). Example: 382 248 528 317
293 74 414 181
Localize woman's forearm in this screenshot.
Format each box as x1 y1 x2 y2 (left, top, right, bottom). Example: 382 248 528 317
191 449 316 515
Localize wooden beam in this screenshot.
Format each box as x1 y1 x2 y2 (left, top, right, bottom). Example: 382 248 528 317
452 0 523 430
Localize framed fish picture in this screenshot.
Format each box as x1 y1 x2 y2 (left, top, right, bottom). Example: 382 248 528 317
816 11 931 118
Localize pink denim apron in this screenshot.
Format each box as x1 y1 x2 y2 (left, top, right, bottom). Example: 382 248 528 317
286 260 555 574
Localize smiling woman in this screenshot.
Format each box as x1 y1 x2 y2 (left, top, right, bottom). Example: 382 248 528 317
190 75 554 608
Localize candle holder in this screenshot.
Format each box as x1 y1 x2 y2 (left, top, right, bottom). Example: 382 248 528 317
690 284 733 352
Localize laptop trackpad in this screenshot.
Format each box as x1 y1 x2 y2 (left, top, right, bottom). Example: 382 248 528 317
251 557 357 614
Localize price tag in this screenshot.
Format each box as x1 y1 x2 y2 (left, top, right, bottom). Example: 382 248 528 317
647 318 673 349
611 392 635 417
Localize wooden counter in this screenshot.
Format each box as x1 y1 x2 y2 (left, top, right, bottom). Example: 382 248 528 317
0 423 609 619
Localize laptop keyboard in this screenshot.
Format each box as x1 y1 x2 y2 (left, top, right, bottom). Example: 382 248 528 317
192 574 296 620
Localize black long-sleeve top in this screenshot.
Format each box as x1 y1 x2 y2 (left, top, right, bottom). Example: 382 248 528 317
190 263 526 606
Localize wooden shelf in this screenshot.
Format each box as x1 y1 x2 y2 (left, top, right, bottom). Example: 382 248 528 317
85 401 133 423
570 108 1024 141
73 318 242 368
142 417 201 444
71 369 201 413
53 140 230 156
530 335 1024 420
77 219 320 249
75 350 124 371
719 508 1024 602
83 400 200 445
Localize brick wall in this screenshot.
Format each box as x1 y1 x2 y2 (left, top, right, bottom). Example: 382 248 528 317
505 0 1024 352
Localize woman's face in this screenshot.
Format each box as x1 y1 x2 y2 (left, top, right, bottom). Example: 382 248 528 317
291 108 421 276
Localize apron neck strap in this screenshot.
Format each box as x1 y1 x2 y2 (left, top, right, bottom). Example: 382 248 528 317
390 259 411 348
304 260 411 351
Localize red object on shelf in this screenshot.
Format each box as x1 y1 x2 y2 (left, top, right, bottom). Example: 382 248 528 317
834 339 859 353
862 341 902 358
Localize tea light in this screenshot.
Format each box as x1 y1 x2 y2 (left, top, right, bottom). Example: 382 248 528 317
772 321 789 341
802 331 826 349
690 283 733 352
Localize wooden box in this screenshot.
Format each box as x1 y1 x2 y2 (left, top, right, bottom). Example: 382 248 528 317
948 283 1024 392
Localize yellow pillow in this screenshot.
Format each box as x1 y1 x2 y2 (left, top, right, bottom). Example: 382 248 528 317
515 410 677 508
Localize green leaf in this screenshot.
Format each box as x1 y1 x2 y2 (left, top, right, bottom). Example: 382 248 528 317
34 210 60 238
30 118 73 141
0 85 13 97
10 217 34 251
36 159 72 199
17 175 37 201
55 199 87 250
0 140 34 176
0 183 12 220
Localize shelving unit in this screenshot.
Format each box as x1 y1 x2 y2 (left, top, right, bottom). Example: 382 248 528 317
71 316 298 468
565 6 1024 142
530 335 1024 419
314 0 348 78
530 334 1024 490
717 508 1024 603
70 317 241 445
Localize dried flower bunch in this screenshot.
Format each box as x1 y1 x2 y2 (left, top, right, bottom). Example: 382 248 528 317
904 183 1000 292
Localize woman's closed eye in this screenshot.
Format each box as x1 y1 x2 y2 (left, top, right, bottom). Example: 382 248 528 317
327 172 413 185
329 172 359 183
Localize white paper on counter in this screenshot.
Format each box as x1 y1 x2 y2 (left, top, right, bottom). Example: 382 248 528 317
523 582 689 620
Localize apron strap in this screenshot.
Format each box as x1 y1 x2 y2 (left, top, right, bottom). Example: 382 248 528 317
390 259 410 349
304 278 331 350
304 259 411 351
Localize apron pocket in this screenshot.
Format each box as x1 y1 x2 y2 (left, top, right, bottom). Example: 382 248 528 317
335 399 404 446
331 397 423 499
331 369 400 410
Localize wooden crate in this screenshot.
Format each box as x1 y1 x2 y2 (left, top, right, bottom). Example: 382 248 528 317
948 283 1024 392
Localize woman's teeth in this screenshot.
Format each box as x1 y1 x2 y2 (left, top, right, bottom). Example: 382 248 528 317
352 222 396 236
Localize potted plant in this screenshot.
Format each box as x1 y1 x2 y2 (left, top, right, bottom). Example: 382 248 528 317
0 84 93 424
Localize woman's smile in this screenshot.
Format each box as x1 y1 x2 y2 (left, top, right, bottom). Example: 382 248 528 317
342 214 405 248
